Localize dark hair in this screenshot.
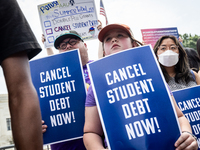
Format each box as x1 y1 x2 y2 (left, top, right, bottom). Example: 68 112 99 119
184 47 200 73
197 38 200 59
154 35 192 84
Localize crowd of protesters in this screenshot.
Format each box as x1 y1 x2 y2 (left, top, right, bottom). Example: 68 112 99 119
1 0 200 149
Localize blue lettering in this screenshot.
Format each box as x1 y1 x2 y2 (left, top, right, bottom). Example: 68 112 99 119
53 9 77 18
72 21 88 29
54 9 59 17
89 20 98 26
40 1 59 13
75 6 94 13
76 6 88 12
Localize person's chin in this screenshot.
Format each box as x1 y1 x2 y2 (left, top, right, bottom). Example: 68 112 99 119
111 49 123 54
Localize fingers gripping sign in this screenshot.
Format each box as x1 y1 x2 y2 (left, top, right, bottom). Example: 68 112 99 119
174 131 198 150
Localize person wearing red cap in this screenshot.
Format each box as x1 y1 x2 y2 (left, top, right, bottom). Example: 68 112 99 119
84 23 143 149
83 24 198 150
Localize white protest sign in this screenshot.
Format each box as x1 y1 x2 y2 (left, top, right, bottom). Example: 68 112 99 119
38 0 99 48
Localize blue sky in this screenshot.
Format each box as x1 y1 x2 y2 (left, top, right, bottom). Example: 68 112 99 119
1 0 200 94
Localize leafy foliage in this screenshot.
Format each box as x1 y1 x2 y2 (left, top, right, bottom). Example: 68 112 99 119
179 33 200 50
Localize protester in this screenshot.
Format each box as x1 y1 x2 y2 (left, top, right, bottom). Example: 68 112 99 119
197 38 200 76
153 35 200 91
184 47 200 73
42 30 92 150
42 20 103 58
83 24 198 150
197 38 200 59
0 0 43 149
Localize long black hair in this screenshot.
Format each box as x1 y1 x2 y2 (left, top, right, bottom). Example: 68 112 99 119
185 47 200 73
197 38 200 59
154 35 192 84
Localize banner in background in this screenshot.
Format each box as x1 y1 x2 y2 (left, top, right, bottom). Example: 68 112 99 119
30 50 87 145
141 27 179 48
88 45 181 150
173 86 200 149
38 0 99 48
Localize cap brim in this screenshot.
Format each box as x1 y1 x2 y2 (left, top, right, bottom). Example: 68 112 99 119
54 33 81 49
98 24 131 42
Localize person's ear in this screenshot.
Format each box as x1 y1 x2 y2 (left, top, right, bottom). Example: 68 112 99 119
132 41 138 47
84 42 88 50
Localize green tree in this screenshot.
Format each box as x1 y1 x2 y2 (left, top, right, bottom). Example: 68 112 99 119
179 33 200 50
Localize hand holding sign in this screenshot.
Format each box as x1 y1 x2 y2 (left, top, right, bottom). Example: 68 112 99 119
30 50 87 145
175 131 198 150
42 120 47 133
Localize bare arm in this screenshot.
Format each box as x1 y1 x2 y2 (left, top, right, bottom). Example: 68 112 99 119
97 20 104 59
83 106 107 150
198 70 200 78
172 96 198 150
42 34 54 56
46 48 54 56
172 95 192 132
1 51 43 150
98 42 103 59
193 71 200 85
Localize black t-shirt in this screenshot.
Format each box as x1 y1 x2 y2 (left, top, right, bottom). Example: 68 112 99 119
0 0 41 65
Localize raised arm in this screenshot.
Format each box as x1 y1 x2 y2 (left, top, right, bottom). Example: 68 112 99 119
42 34 54 56
193 70 200 85
83 106 107 150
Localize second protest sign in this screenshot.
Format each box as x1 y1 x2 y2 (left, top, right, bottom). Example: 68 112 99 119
87 45 181 150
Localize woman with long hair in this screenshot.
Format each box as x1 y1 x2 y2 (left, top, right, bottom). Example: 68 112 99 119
154 35 200 91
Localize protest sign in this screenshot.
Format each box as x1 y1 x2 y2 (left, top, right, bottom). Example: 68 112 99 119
173 86 200 149
141 27 179 48
30 49 87 145
87 45 181 150
38 0 99 48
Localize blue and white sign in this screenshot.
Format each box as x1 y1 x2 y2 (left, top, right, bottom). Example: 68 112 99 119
30 49 86 145
173 86 200 149
38 0 99 48
88 45 181 150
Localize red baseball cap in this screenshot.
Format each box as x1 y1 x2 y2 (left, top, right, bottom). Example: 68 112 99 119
98 24 132 42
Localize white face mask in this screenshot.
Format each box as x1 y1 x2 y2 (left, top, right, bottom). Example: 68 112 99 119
158 50 179 67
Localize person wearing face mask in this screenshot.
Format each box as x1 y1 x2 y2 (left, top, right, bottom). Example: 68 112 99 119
154 35 200 91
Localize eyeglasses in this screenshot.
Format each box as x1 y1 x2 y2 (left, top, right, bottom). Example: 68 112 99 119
58 38 81 50
158 45 179 51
